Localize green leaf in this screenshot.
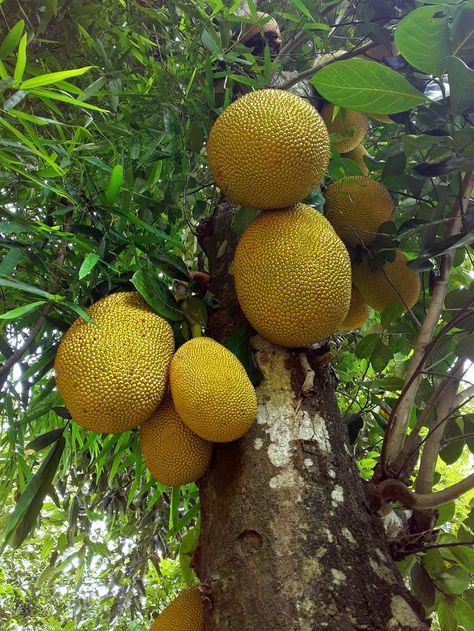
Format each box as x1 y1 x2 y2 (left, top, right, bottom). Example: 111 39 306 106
152 252 189 282
0 300 46 320
371 341 393 372
395 6 450 76
448 56 474 114
411 561 435 608
440 419 465 465
13 33 27 84
26 429 64 452
184 296 208 327
2 437 65 549
355 334 380 359
179 525 200 586
233 207 259 235
455 598 474 630
225 326 262 386
291 0 314 20
439 566 471 595
131 268 183 322
21 66 94 89
104 164 123 204
78 253 101 280
451 5 474 63
29 88 109 112
0 277 56 299
0 20 25 59
311 59 427 114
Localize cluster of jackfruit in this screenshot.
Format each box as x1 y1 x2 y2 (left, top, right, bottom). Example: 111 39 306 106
55 293 257 490
207 88 420 343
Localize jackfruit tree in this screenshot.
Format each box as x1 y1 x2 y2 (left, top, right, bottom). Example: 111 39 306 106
0 1 473 630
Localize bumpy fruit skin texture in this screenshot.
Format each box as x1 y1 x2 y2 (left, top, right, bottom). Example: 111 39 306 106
320 104 368 154
170 337 257 443
340 286 371 331
140 394 212 487
54 292 174 434
234 203 352 348
352 251 421 312
342 144 369 176
150 587 204 631
325 175 394 246
207 89 330 209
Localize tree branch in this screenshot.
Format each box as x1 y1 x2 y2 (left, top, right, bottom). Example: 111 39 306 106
375 473 474 510
453 381 474 410
382 172 474 472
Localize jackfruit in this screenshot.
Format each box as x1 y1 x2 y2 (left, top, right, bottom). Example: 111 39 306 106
342 145 369 176
140 393 212 487
320 104 368 154
352 251 420 312
207 89 330 209
340 286 371 331
55 291 174 434
233 203 351 348
324 176 394 246
170 337 257 442
150 587 204 631
359 42 398 61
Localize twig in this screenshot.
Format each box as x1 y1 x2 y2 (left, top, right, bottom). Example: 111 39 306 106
382 172 474 471
376 473 474 510
421 540 474 551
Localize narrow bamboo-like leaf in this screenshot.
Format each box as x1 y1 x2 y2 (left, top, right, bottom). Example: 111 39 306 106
26 428 64 452
131 268 183 322
13 33 27 84
21 66 94 90
0 300 46 320
291 0 314 20
104 164 123 204
0 277 55 299
311 59 426 114
78 252 101 279
395 6 450 76
2 437 65 549
0 20 25 59
29 88 109 112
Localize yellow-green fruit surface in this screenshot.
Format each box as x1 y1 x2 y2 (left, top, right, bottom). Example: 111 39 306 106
352 251 420 312
150 587 204 631
324 176 394 246
234 203 352 348
55 291 174 434
320 104 368 153
340 286 371 331
342 145 369 176
207 89 330 209
369 112 396 124
170 337 257 443
140 394 212 487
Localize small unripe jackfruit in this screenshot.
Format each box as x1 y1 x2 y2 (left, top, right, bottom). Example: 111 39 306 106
324 176 394 246
170 337 257 442
234 203 351 348
352 251 420 312
340 286 371 331
321 104 368 154
150 587 204 631
207 89 330 209
140 394 212 487
54 292 174 434
342 145 369 176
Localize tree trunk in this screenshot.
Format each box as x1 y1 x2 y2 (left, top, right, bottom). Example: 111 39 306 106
195 207 429 631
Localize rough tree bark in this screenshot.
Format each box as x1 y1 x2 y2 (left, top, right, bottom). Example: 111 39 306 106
194 207 429 631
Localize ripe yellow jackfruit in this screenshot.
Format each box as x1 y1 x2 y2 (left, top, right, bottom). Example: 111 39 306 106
55 292 174 434
342 145 369 176
352 251 420 312
234 203 351 348
150 587 204 631
207 89 330 209
340 286 371 331
140 393 212 487
324 176 394 246
320 104 368 154
170 337 257 442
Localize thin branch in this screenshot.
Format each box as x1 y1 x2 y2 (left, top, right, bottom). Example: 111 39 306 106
421 540 474 552
382 172 474 472
376 473 474 510
454 381 474 410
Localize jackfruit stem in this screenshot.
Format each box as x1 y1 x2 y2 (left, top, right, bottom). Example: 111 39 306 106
191 323 203 338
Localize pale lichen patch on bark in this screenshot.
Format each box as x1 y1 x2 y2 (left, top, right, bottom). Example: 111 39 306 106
331 485 344 505
299 411 331 452
304 458 314 469
269 469 303 490
389 595 425 628
331 569 347 584
370 557 398 585
253 437 263 450
341 527 356 544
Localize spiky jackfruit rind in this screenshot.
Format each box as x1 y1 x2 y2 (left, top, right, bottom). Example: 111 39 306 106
149 587 204 631
54 291 174 434
320 104 368 154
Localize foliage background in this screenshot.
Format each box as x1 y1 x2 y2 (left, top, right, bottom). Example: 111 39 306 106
0 0 473 629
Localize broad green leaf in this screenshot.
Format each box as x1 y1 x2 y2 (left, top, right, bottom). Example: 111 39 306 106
451 5 474 62
225 326 262 385
152 252 189 282
184 296 208 327
455 598 474 630
355 333 380 359
311 59 426 114
439 566 471 595
448 56 474 114
411 561 435 607
395 6 450 75
0 20 25 59
131 268 184 322
21 66 94 89
0 300 46 320
0 248 25 276
104 164 123 204
78 253 101 280
2 437 65 549
438 599 458 631
371 341 393 373
13 33 27 84
179 525 200 586
440 418 465 465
